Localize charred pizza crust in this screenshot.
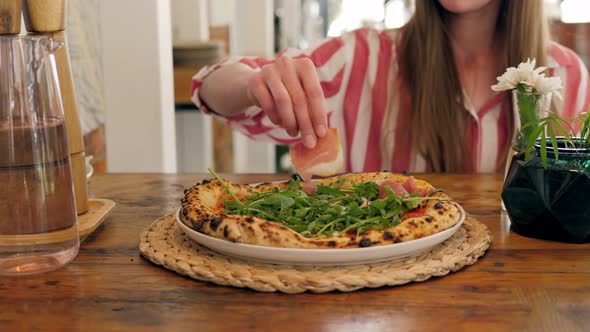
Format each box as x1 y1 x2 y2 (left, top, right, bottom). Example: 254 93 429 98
179 172 462 249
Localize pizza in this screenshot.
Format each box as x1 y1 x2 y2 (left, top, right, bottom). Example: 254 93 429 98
179 172 462 249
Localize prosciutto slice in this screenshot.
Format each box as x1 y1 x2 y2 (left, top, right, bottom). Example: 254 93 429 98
402 176 433 197
379 176 433 199
290 128 344 194
378 180 408 199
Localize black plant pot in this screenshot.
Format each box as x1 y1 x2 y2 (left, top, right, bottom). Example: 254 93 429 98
502 139 590 243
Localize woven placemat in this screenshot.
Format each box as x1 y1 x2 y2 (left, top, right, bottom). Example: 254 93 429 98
139 212 492 293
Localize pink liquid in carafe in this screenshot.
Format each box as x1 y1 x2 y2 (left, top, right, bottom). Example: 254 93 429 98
0 117 77 235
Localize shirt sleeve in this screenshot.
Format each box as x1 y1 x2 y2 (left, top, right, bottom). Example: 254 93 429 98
549 43 590 126
190 28 392 146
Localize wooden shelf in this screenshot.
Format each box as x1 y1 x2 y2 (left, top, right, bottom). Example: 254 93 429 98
173 25 234 173
174 65 202 105
173 26 230 105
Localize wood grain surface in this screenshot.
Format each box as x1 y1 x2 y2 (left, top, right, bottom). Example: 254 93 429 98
1 173 588 332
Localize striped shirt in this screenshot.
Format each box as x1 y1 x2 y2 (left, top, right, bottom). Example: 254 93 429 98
191 28 590 173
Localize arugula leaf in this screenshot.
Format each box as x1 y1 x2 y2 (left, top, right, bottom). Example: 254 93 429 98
208 168 242 207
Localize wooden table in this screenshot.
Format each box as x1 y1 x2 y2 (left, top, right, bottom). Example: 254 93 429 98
1 173 589 332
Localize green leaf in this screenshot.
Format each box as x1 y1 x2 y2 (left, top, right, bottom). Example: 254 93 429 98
316 185 345 197
550 114 573 142
524 125 545 161
517 92 540 137
352 182 380 201
262 193 295 210
208 168 243 207
540 130 548 169
580 112 590 148
547 125 559 161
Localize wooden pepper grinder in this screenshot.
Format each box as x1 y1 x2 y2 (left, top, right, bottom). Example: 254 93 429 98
0 1 21 35
22 0 89 215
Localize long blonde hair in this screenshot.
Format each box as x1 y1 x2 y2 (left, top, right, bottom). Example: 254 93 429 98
395 0 549 172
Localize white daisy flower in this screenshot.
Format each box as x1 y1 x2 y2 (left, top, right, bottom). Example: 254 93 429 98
532 74 563 99
491 67 519 91
491 58 561 98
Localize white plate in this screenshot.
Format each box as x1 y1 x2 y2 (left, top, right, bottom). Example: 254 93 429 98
175 204 465 266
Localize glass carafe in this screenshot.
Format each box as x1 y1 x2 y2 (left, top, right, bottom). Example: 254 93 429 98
0 35 79 275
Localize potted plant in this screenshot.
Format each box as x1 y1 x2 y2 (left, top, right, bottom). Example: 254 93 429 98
492 59 590 243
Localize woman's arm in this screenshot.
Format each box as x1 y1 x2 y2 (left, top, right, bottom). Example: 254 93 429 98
199 56 328 148
192 32 352 149
199 63 257 117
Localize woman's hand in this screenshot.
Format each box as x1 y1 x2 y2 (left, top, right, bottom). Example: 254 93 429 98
246 56 328 149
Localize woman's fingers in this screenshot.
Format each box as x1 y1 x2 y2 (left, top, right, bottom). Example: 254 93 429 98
297 58 328 138
250 56 326 145
262 65 298 136
247 74 280 125
276 56 316 148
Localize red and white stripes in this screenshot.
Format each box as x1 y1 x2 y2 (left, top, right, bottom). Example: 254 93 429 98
192 28 590 173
